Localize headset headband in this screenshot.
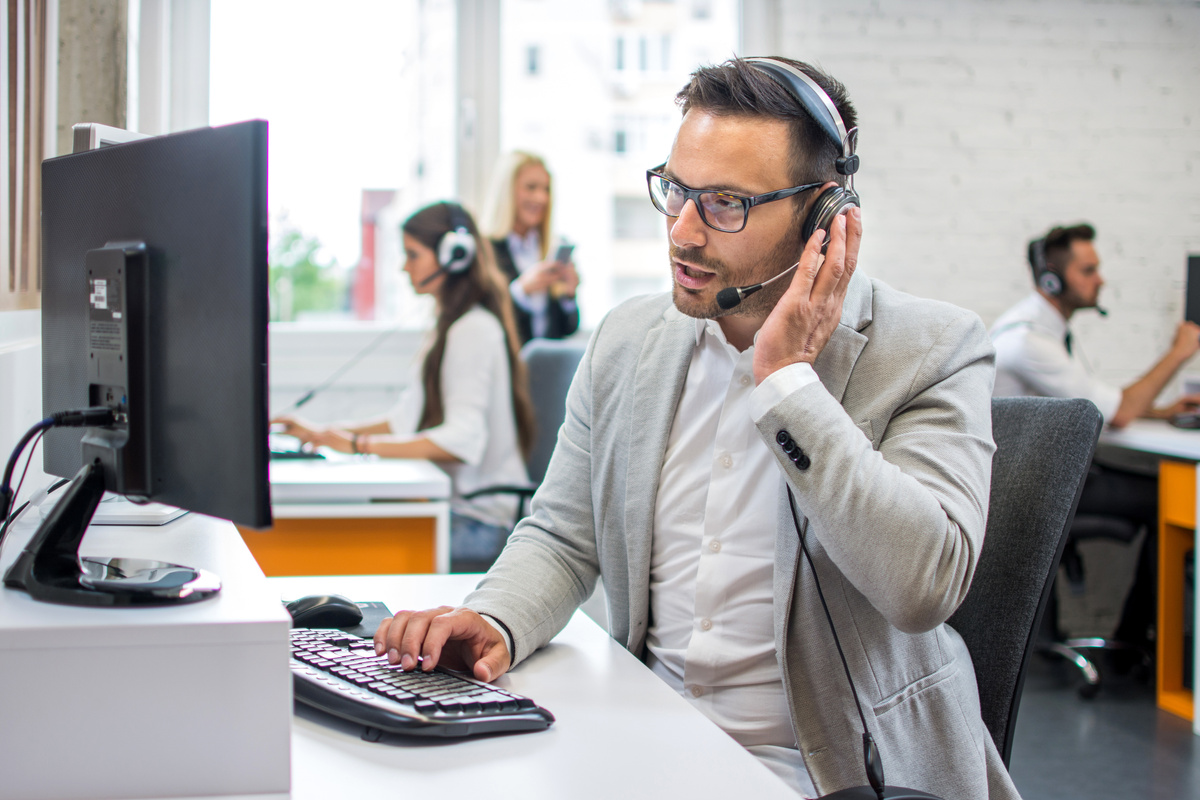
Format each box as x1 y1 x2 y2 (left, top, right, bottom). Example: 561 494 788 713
746 58 845 148
445 202 470 233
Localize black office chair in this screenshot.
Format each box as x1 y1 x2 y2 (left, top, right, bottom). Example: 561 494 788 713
457 338 587 571
948 396 1102 766
1042 512 1151 697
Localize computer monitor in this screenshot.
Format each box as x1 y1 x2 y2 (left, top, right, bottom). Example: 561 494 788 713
2 120 272 607
1187 254 1200 326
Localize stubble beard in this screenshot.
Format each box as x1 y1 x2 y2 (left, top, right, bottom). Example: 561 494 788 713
1062 285 1099 314
670 223 806 321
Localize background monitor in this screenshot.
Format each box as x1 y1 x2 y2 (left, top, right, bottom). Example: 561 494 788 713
1187 254 1200 326
3 120 271 606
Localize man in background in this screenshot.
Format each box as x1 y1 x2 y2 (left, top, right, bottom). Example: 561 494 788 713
991 222 1200 654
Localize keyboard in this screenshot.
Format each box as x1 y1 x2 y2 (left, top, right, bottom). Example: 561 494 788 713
290 628 555 738
270 448 325 460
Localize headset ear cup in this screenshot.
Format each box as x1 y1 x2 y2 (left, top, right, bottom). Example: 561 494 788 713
802 186 860 254
437 228 476 274
1038 270 1063 297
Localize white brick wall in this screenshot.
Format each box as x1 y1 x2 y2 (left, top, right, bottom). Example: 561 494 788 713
775 0 1200 394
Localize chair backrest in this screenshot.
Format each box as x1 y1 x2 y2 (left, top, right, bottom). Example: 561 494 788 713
521 338 587 484
948 396 1102 766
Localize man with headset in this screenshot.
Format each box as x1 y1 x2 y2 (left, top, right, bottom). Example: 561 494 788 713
992 223 1200 426
377 57 1016 798
991 223 1200 657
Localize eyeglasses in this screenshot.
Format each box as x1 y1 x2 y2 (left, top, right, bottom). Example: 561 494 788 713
645 163 823 233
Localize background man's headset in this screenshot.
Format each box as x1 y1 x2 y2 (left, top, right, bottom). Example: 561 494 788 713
716 59 862 311
1028 236 1063 296
420 202 477 287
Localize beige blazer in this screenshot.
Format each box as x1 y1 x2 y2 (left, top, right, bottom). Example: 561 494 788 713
468 270 1021 799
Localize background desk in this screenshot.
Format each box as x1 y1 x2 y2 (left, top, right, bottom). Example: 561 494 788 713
1098 420 1200 733
268 573 796 800
240 457 452 575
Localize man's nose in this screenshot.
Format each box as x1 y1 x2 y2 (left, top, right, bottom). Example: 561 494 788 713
669 199 709 249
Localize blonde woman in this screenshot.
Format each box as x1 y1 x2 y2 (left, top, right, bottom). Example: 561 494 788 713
484 151 580 344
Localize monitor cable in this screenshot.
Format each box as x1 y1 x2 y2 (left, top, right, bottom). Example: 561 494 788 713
0 409 116 549
786 487 943 800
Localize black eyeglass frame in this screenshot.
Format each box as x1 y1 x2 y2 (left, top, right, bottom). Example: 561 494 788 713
645 163 823 233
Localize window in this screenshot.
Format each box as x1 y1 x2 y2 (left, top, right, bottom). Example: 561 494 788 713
501 0 740 324
614 196 662 240
209 0 456 324
210 0 742 330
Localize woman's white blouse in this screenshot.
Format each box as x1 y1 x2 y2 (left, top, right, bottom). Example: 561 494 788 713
387 306 528 528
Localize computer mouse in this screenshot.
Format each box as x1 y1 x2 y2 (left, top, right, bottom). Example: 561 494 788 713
286 594 364 628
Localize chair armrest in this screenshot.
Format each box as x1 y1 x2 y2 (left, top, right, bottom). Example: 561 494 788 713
461 484 538 501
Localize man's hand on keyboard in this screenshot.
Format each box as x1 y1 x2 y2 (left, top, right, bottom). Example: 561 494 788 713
374 606 512 683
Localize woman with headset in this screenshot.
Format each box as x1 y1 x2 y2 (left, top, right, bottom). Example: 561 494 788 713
484 151 580 344
274 202 536 571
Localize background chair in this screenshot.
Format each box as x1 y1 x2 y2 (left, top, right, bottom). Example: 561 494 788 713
1043 512 1151 697
948 396 1102 766
520 338 588 487
457 338 587 571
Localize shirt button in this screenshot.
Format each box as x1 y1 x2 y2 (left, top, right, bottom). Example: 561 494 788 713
739 374 752 387
720 453 733 469
709 540 722 553
699 618 712 631
690 686 704 698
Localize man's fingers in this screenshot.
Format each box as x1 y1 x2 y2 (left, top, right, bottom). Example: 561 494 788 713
810 213 850 302
372 607 510 682
373 615 393 654
843 206 863 278
473 643 511 683
375 606 452 668
398 606 456 670
781 227 826 306
422 609 509 674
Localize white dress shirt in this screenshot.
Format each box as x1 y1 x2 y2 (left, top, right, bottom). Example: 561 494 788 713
387 306 528 528
647 317 820 798
990 292 1121 421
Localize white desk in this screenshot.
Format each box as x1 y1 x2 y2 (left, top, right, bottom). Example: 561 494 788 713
266 573 797 800
245 456 452 574
1100 418 1200 462
0 509 291 800
1097 419 1200 733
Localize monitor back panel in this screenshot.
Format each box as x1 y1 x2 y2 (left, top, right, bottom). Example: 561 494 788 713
40 121 271 528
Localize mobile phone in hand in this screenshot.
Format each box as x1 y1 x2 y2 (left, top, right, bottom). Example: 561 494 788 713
554 243 575 264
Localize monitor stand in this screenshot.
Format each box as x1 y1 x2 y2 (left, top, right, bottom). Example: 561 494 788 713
2 462 220 606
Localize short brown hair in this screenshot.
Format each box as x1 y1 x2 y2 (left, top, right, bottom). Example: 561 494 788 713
1030 223 1096 279
675 56 858 189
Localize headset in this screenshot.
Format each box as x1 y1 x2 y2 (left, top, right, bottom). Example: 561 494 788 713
1029 237 1063 297
745 57 861 251
716 58 864 310
437 202 476 276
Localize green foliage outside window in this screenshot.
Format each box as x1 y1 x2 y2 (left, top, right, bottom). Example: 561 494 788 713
269 227 348 321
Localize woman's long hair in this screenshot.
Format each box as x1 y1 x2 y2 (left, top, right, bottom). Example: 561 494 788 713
403 202 536 459
481 151 553 260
